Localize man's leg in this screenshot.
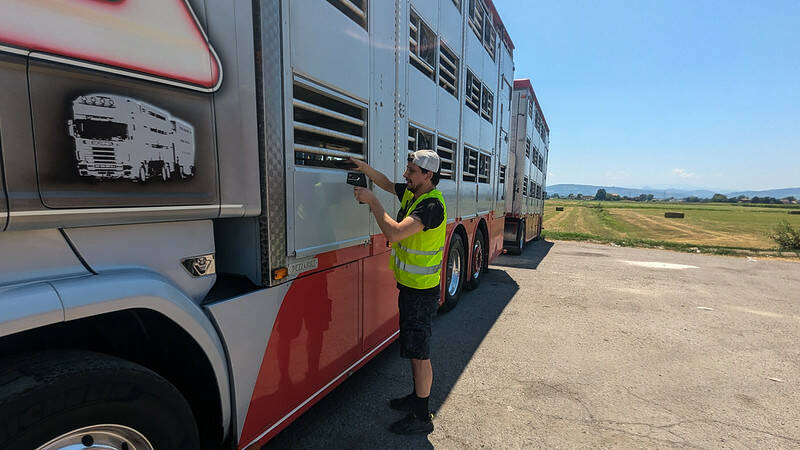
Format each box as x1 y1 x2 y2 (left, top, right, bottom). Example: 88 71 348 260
411 358 432 398
390 289 436 433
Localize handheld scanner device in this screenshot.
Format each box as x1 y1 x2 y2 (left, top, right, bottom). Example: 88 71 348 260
346 171 367 188
346 171 368 204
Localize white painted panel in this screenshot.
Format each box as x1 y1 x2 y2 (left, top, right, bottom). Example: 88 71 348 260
437 178 458 222
499 131 509 166
408 68 438 129
477 151 493 214
293 167 371 257
437 89 460 138
479 118 494 151
411 0 438 31
482 52 498 96
439 0 463 52
462 107 480 147
290 0 369 101
502 45 514 81
465 30 483 75
459 180 477 218
370 0 400 230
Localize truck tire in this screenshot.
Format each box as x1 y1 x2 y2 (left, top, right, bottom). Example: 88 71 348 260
138 165 147 182
161 164 170 181
440 233 466 312
0 351 200 450
509 221 525 255
466 228 485 290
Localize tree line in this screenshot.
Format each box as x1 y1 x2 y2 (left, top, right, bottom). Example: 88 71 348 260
549 190 798 205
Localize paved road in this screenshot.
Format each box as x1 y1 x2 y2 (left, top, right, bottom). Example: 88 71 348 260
264 240 800 449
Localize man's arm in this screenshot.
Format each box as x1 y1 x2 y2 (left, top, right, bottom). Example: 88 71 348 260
349 158 394 194
354 187 423 242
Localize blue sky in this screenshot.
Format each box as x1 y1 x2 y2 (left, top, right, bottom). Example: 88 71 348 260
493 0 800 191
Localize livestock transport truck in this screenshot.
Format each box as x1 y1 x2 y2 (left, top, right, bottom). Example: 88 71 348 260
0 0 517 448
503 79 550 254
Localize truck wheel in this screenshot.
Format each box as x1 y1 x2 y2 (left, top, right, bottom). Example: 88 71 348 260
440 233 466 312
0 351 200 450
138 165 147 182
466 228 485 290
509 221 524 255
161 164 170 181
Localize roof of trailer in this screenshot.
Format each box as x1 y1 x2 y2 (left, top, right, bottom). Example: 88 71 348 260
513 79 549 133
484 0 515 53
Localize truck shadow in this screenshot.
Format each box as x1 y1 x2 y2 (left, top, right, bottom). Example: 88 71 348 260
262 269 521 449
491 239 554 270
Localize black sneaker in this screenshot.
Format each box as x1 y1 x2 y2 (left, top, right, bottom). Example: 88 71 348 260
389 412 434 435
388 393 415 411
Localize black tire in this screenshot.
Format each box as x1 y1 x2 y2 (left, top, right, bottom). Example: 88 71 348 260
138 165 147 182
440 233 466 312
466 228 486 290
509 221 524 255
0 351 200 450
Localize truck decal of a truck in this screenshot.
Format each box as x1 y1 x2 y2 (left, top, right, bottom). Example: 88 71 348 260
68 94 196 182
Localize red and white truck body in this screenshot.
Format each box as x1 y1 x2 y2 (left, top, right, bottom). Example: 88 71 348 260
0 1 535 448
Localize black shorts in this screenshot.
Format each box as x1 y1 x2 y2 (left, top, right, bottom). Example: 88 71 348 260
398 285 439 360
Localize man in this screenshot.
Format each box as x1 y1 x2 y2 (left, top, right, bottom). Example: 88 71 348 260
350 150 446 435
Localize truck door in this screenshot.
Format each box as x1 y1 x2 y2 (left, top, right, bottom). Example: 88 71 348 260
0 49 36 232
0 130 6 232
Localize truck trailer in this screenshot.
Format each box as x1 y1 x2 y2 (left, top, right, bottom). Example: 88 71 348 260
503 78 551 254
0 0 522 448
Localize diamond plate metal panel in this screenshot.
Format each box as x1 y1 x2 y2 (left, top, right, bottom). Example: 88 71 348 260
254 0 288 286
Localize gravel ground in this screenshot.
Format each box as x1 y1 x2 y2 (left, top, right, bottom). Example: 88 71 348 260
263 240 800 449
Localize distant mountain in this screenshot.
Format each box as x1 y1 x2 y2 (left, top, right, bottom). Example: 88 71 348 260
727 188 800 199
547 184 800 200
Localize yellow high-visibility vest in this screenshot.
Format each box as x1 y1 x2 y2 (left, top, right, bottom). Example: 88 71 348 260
390 188 447 290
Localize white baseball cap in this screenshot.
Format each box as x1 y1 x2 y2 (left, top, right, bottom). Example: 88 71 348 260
408 149 440 172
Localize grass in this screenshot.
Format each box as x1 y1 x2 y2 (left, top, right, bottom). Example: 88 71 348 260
543 200 800 257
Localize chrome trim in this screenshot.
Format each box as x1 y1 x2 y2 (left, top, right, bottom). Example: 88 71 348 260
181 253 216 277
0 44 29 56
9 205 241 217
244 330 400 448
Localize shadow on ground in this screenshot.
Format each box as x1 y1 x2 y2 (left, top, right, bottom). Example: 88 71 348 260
491 239 554 270
262 268 522 449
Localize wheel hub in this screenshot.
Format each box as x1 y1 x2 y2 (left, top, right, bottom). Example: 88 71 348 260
472 241 483 280
36 424 153 450
447 247 462 297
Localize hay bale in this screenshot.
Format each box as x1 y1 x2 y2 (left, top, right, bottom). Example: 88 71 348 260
789 210 800 215
665 212 685 219
555 206 564 211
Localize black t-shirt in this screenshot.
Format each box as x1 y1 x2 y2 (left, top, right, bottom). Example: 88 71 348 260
394 183 445 230
393 184 445 296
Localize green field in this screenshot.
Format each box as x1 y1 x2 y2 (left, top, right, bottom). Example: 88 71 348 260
543 200 800 256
